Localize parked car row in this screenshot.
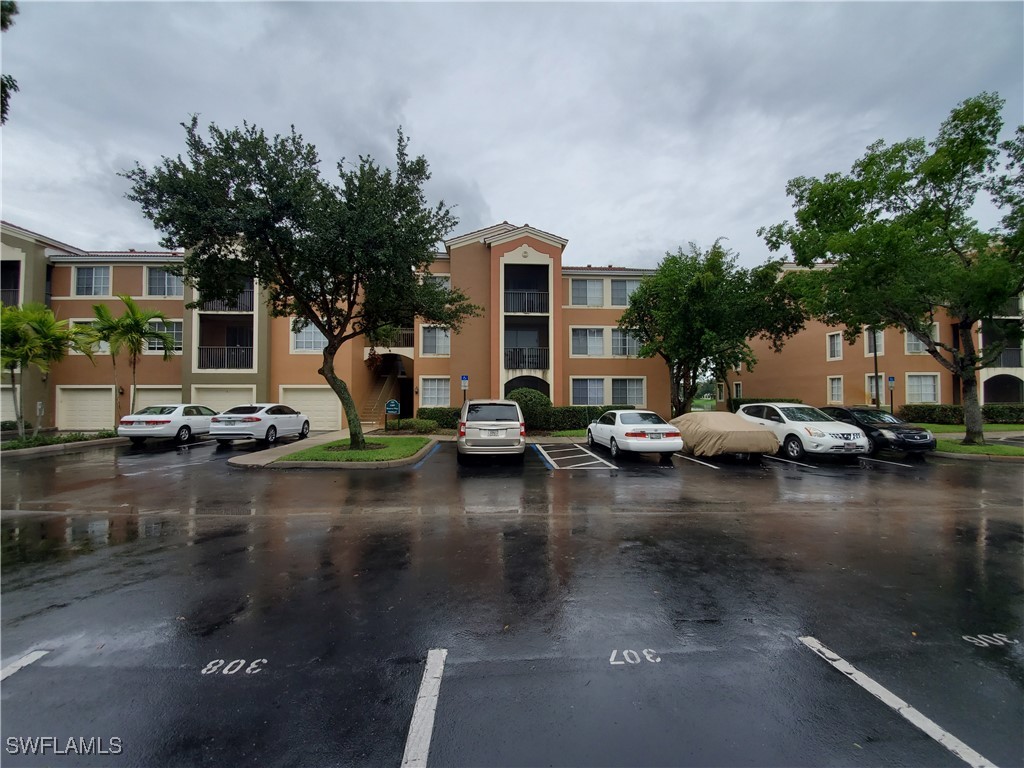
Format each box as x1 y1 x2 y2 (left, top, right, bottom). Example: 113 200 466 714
118 403 310 446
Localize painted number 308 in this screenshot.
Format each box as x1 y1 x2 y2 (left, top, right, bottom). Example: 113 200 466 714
963 634 1018 648
201 659 267 675
609 649 661 665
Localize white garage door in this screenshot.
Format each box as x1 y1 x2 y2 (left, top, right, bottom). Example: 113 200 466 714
132 387 182 411
58 387 115 431
191 386 256 414
280 386 342 432
1 386 20 424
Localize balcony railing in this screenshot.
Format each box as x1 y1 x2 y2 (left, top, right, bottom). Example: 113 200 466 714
198 346 254 369
505 347 549 370
994 347 1022 368
0 289 19 306
391 328 415 347
199 290 255 312
504 291 549 314
997 297 1022 317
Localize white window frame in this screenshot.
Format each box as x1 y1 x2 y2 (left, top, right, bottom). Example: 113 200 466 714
70 320 110 355
420 326 451 357
610 279 641 307
74 266 111 297
145 266 184 298
865 373 886 406
419 376 450 407
571 327 604 357
144 319 183 354
611 329 640 357
570 377 605 406
827 376 843 404
906 373 940 404
827 332 843 361
716 383 725 402
571 279 603 307
864 328 885 357
905 324 939 355
291 322 328 354
611 377 645 407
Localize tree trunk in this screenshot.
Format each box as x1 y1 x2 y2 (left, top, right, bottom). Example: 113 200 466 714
110 355 121 429
9 366 24 438
129 354 138 416
319 346 365 450
958 323 985 445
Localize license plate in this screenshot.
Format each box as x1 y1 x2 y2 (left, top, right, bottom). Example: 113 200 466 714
648 434 662 439
844 442 857 450
483 430 501 438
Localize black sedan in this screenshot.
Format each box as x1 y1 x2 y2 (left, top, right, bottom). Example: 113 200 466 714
820 406 937 456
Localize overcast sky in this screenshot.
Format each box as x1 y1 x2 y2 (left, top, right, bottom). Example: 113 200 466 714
2 1 1021 268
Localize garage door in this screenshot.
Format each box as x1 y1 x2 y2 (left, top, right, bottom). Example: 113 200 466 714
132 387 182 411
280 386 342 432
191 386 256 414
58 387 115 431
1 386 19 424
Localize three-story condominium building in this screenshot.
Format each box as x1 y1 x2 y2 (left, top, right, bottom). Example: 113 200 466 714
2 220 671 431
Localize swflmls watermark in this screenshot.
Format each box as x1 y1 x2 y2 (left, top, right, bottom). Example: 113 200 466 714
6 736 123 756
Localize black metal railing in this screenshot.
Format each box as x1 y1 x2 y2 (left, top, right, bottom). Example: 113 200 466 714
392 328 415 347
199 290 255 312
198 346 254 369
0 289 19 306
504 291 549 314
997 297 1022 317
995 347 1022 367
504 347 549 370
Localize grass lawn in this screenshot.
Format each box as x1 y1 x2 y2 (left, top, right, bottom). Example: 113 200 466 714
550 429 587 438
279 436 430 462
920 423 1023 434
936 439 1024 457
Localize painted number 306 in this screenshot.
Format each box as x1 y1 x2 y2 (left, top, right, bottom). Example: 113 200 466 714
202 659 267 675
609 649 661 665
963 634 1018 648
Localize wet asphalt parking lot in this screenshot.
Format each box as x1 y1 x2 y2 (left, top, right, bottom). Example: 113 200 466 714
1 437 1022 768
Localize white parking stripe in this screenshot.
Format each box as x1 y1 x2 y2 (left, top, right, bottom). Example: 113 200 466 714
562 460 609 469
799 637 997 768
763 455 816 469
401 648 448 768
543 447 586 455
675 454 720 470
1 650 50 681
860 457 915 468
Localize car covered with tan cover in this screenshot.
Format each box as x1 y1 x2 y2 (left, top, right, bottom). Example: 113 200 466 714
670 411 780 457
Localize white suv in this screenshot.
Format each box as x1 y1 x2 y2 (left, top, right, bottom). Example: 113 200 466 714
456 399 526 464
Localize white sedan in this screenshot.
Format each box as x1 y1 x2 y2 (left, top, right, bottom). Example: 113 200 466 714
210 403 310 445
586 409 683 462
118 404 219 445
736 402 868 460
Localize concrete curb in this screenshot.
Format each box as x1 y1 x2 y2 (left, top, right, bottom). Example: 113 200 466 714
933 451 1024 463
264 438 441 470
0 436 128 457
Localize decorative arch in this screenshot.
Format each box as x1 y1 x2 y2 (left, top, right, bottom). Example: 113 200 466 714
504 376 549 399
983 374 1023 404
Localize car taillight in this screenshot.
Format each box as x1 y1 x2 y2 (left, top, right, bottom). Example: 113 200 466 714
119 418 131 425
519 421 526 437
624 431 648 438
664 431 681 438
458 421 466 437
144 420 171 425
240 417 261 423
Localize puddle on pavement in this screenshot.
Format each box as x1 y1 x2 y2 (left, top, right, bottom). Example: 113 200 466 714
0 514 172 569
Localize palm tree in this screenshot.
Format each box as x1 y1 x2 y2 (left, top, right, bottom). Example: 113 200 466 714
1 303 93 437
92 296 176 425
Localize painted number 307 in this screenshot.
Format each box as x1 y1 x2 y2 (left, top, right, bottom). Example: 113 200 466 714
202 659 267 675
963 634 1018 648
609 649 661 665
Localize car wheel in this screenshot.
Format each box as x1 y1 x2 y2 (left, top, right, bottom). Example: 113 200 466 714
299 421 310 439
865 436 878 457
264 425 278 445
129 436 146 446
175 425 192 444
217 439 233 446
783 435 805 460
609 438 621 459
586 430 595 448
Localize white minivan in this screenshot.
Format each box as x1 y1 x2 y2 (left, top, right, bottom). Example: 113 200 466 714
456 399 526 464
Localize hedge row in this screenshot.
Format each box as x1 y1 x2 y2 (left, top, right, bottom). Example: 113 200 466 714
415 407 460 429
1 420 31 431
897 403 1024 424
384 418 438 434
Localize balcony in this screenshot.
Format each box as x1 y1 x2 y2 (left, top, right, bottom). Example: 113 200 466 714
199 290 255 312
504 290 549 314
505 347 549 370
994 347 1022 368
0 289 19 306
198 346 254 369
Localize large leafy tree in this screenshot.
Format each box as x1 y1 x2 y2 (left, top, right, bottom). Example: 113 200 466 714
1 303 93 437
122 118 478 449
92 296 177 424
619 240 805 416
1 1 19 125
760 92 1024 445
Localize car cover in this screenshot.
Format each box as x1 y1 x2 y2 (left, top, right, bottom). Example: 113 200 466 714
669 411 780 456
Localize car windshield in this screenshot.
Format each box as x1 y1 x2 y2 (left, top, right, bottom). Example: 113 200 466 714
853 410 903 425
780 406 833 422
466 404 520 422
619 412 667 425
134 406 176 415
225 406 260 415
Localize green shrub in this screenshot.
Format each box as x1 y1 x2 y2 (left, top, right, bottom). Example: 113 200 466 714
728 397 801 413
547 405 636 430
1 430 116 451
386 418 438 433
983 403 1024 423
898 403 1024 424
416 407 460 429
507 388 553 430
1 420 31 431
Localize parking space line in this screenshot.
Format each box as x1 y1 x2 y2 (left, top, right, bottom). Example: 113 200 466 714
531 444 555 469
675 453 720 470
763 455 816 469
1 650 50 681
401 648 448 768
799 636 997 768
562 460 609 469
543 447 585 455
860 457 915 468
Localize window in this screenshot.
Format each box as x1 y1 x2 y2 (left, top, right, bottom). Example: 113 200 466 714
611 329 639 356
422 327 450 356
612 378 644 406
571 328 604 356
292 323 327 352
75 266 110 296
611 279 640 306
71 321 109 354
571 279 602 307
828 376 843 403
907 374 939 404
716 383 725 401
865 328 884 356
147 267 183 297
906 324 937 354
427 274 451 291
866 374 885 405
732 381 743 399
421 377 450 407
147 320 183 352
572 378 604 405
827 332 843 361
